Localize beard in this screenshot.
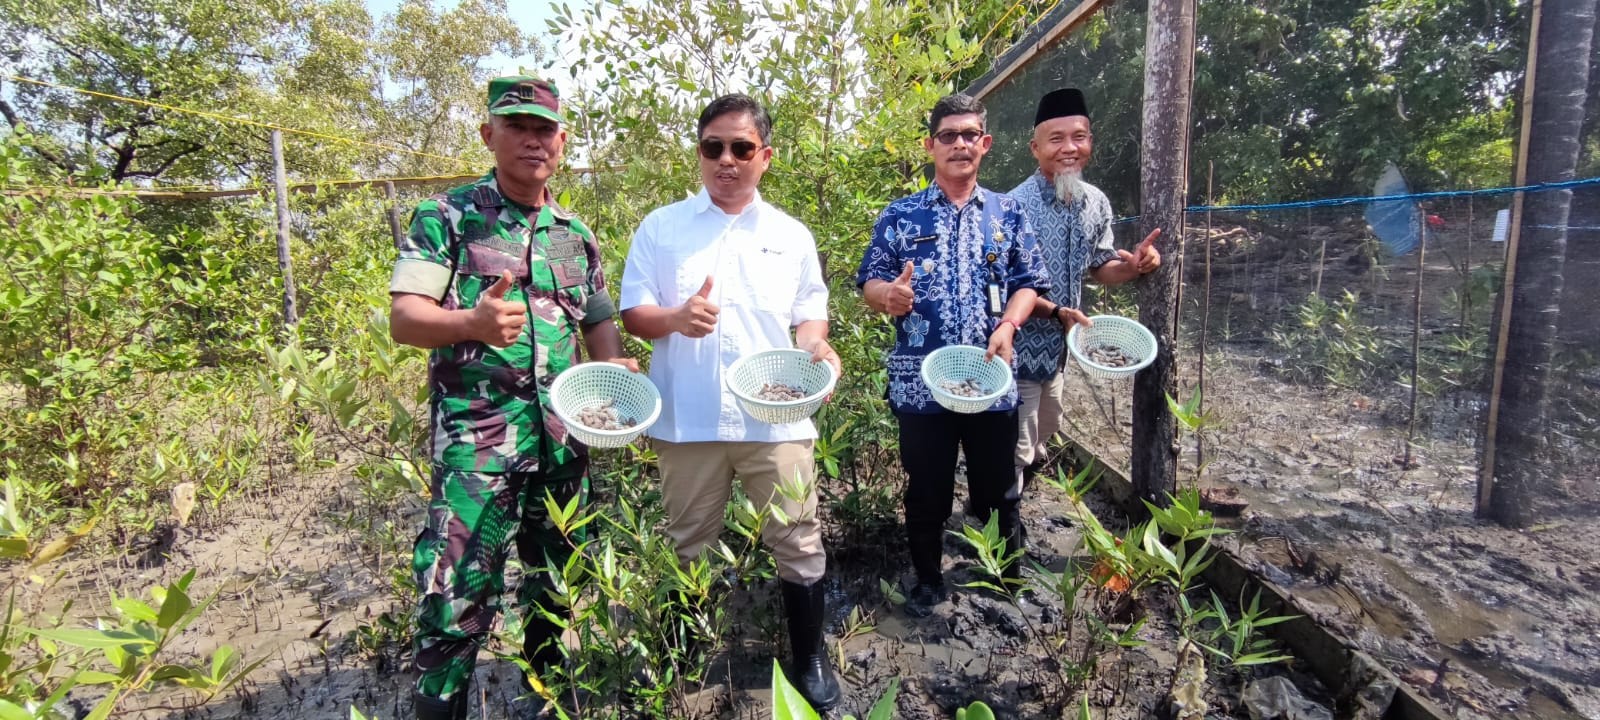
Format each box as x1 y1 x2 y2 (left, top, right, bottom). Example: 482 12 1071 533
1053 169 1084 204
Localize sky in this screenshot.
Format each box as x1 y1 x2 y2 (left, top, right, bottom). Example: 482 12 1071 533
363 0 568 78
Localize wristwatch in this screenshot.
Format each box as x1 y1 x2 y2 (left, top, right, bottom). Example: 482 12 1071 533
1053 305 1068 324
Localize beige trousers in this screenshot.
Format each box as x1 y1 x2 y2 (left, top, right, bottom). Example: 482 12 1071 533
655 440 825 584
1016 374 1066 472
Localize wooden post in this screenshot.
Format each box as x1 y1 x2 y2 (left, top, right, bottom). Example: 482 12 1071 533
1480 0 1543 516
1405 219 1426 468
383 180 405 246
270 130 299 327
1199 162 1213 475
1133 0 1196 505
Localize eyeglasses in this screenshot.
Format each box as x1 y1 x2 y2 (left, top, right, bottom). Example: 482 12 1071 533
932 129 985 145
698 138 763 161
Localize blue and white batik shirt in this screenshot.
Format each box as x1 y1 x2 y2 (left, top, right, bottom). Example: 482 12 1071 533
1009 171 1120 383
855 183 1051 414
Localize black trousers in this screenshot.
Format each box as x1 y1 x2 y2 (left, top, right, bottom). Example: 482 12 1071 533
896 409 1021 585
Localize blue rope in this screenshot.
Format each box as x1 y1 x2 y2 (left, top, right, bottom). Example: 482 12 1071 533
1109 176 1600 224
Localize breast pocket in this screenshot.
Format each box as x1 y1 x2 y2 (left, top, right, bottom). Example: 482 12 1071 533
457 234 531 307
736 246 801 316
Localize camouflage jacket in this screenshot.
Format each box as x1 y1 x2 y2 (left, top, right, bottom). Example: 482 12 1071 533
390 171 611 472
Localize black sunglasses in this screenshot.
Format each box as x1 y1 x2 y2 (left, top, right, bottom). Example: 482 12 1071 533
698 138 763 161
933 129 984 145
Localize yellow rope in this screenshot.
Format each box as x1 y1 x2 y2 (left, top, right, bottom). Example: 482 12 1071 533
3 74 473 167
0 172 486 197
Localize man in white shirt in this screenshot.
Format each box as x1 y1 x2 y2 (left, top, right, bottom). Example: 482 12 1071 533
619 94 843 712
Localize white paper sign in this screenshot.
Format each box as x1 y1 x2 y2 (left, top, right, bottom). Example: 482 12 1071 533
1492 208 1510 243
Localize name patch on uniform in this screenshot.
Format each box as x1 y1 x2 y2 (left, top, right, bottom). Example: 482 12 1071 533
544 227 587 288
545 227 585 260
465 233 524 256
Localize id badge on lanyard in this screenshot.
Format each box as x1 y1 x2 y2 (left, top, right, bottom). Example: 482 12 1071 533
985 229 1004 317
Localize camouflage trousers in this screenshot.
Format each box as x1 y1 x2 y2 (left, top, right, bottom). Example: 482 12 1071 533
411 459 588 701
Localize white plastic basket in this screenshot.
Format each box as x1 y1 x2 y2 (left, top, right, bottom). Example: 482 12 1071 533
919 345 1013 414
1067 315 1158 380
725 349 838 425
549 362 662 448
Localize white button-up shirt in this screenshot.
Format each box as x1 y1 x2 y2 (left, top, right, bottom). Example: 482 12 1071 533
620 188 829 443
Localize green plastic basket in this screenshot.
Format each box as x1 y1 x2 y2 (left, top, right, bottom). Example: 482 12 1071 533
920 345 1013 414
726 349 837 425
549 362 662 448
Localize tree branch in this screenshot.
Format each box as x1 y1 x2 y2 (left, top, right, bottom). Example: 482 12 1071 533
0 95 76 173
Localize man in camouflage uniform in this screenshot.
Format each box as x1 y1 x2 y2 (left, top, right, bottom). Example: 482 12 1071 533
389 75 637 720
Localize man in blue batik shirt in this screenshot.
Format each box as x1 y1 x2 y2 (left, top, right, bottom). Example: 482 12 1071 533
1009 88 1161 490
856 93 1051 618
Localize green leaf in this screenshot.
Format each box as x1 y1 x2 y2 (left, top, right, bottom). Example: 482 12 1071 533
157 584 193 628
865 676 899 720
211 645 239 679
75 670 123 685
85 691 120 720
150 663 195 682
0 699 30 720
771 659 821 720
0 538 29 559
26 627 155 650
114 597 159 624
956 702 995 720
878 578 904 605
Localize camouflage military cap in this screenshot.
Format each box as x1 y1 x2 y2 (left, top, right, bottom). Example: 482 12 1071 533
487 76 565 123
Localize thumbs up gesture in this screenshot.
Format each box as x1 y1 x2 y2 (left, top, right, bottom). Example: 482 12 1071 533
880 260 916 317
1117 228 1162 275
472 270 528 347
675 275 721 338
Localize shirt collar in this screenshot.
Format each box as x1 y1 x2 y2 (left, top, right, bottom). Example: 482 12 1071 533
692 187 764 219
925 182 987 210
482 169 556 229
1031 171 1061 207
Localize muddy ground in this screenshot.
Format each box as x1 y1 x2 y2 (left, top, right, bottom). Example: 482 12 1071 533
24 442 1334 720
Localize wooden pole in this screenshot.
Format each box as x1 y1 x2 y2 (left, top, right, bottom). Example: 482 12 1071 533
1133 0 1195 505
1199 162 1213 476
1313 207 1326 297
1405 219 1426 469
270 130 299 327
1462 198 1474 329
1479 0 1544 516
965 0 1112 101
383 180 404 247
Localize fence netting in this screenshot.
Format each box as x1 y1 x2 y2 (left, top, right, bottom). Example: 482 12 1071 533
978 1 1600 716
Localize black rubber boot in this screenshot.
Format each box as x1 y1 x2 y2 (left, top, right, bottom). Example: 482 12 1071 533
781 580 842 712
907 528 945 587
1024 459 1046 490
521 611 564 690
413 688 469 720
999 506 1027 583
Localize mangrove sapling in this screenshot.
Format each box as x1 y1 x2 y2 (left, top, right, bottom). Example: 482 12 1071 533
522 464 796 719
1 570 265 719
1184 589 1298 668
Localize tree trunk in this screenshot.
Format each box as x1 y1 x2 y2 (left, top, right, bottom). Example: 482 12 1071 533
1557 2 1600 341
1490 0 1595 528
1132 0 1195 505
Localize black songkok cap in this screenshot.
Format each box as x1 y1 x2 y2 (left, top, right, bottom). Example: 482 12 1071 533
1034 88 1089 126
